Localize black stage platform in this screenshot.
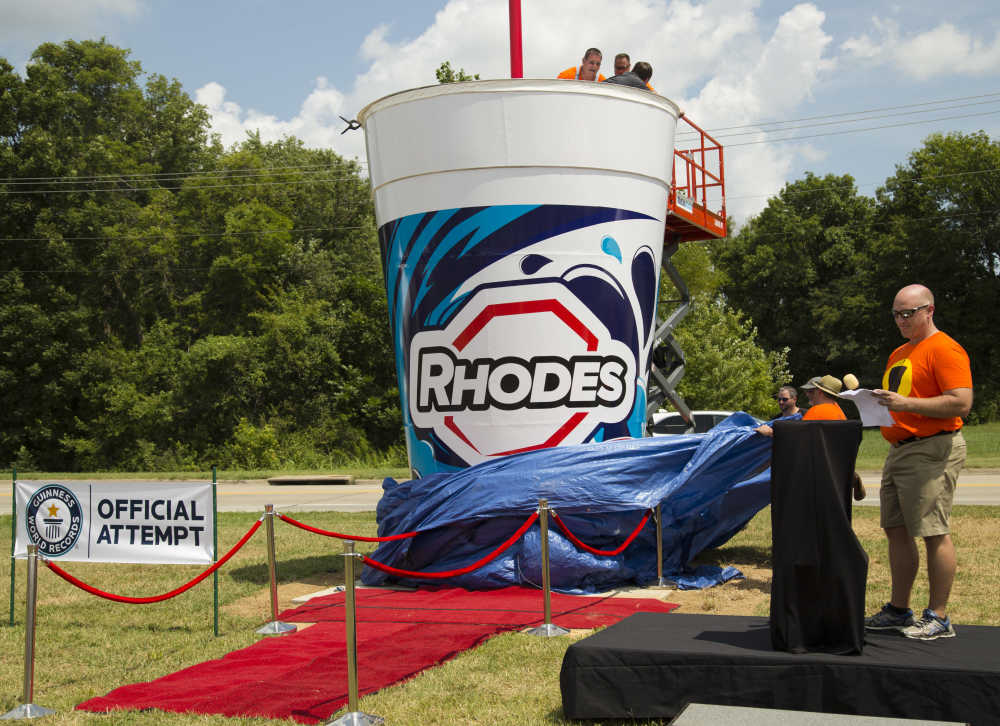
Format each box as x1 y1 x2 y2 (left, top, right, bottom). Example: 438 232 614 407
560 613 1000 724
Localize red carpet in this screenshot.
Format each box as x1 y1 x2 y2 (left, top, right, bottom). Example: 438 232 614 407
77 586 678 723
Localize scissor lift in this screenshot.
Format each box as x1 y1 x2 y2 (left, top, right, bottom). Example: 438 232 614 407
647 114 727 434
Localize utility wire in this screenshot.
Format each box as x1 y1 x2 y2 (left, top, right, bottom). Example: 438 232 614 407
676 98 1000 142
0 226 369 244
675 91 1000 138
725 166 1000 201
4 166 998 243
719 109 1000 148
3 92 998 191
6 207 996 272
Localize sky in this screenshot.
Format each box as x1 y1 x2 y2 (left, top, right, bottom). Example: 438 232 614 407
2 0 998 223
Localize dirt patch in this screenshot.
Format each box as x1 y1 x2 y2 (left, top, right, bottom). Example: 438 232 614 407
604 562 772 617
224 579 343 622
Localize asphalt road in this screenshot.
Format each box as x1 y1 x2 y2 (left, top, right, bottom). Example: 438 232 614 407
3 471 1000 515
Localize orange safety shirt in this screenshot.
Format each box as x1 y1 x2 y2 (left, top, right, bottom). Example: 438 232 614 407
879 331 972 444
802 402 847 421
557 66 607 82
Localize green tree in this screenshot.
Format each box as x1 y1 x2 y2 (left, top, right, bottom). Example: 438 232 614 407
1 40 214 467
1 40 398 469
873 131 1000 421
435 61 480 83
713 173 882 387
656 242 790 419
674 295 791 418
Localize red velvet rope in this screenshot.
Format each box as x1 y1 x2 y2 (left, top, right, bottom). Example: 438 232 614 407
361 511 540 579
44 520 262 604
550 509 651 557
277 513 418 542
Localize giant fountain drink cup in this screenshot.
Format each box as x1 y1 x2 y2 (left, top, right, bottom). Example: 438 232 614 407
359 80 680 477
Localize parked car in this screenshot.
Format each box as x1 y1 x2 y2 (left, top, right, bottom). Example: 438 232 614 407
648 410 735 436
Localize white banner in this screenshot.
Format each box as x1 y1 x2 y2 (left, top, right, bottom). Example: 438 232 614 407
14 481 215 564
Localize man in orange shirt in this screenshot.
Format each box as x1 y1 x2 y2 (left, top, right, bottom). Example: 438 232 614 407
865 284 972 641
756 376 845 434
800 375 848 420
557 48 606 82
757 374 865 500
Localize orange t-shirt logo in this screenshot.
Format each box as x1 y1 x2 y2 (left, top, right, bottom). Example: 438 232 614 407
883 359 912 396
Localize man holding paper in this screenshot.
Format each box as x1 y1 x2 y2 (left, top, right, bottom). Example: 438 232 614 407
865 284 973 641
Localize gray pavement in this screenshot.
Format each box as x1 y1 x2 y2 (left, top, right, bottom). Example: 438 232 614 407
3 472 1000 516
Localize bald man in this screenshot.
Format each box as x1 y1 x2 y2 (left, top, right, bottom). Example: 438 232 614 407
865 284 973 641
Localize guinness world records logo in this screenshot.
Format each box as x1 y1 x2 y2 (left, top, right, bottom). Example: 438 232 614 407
25 484 83 557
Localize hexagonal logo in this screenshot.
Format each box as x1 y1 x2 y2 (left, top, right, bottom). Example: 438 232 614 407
409 281 637 463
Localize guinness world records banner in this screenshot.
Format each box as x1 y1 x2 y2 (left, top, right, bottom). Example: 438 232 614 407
13 481 215 564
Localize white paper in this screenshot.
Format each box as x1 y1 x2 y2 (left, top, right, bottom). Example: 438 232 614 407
838 388 895 427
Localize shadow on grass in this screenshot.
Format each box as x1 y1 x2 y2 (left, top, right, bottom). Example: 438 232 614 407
227 554 345 585
694 544 771 568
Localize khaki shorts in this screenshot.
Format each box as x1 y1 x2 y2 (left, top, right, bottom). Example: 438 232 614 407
880 431 966 537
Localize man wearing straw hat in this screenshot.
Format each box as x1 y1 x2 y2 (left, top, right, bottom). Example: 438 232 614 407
557 48 607 82
758 373 866 500
865 284 972 641
800 374 849 420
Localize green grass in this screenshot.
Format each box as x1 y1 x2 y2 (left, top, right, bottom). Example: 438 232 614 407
3 506 999 725
856 421 1000 470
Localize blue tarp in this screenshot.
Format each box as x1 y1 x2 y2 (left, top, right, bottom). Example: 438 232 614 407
362 412 774 592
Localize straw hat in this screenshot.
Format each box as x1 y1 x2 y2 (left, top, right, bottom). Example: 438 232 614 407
801 374 844 397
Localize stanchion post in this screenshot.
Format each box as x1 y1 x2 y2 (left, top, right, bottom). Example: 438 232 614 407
525 499 569 638
212 464 219 637
255 504 296 636
1 544 56 719
9 466 15 626
646 503 676 589
325 541 383 726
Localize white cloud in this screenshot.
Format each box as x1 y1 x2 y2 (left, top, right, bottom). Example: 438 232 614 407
678 3 834 223
198 0 839 222
0 0 142 46
842 18 1000 79
196 78 353 155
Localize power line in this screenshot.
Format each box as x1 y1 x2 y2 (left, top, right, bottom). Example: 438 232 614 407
675 91 1000 138
725 166 1000 201
677 98 1000 142
6 162 366 184
1 175 370 195
1 226 369 244
721 109 1000 148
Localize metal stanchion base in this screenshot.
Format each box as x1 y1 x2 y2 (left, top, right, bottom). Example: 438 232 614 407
255 620 297 636
1 703 57 719
644 577 677 590
524 622 570 637
325 711 384 725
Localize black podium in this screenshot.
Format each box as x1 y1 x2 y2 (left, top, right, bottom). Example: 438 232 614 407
770 420 866 654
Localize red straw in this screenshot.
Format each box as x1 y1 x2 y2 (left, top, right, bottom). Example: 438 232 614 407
509 0 523 78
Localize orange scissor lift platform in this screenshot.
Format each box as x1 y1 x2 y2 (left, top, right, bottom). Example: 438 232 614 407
665 114 727 243
648 113 727 433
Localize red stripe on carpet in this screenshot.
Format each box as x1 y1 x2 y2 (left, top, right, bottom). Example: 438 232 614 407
76 587 678 723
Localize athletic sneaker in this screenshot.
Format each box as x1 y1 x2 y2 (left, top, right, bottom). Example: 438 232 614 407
864 603 915 631
902 609 956 640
